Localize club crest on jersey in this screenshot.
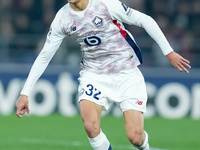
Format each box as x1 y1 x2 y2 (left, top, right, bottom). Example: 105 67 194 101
92 16 103 28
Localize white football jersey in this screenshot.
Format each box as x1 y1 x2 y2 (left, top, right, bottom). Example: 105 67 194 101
21 0 173 95
48 0 140 74
46 0 173 74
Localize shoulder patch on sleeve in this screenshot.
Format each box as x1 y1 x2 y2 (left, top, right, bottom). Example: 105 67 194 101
121 2 132 16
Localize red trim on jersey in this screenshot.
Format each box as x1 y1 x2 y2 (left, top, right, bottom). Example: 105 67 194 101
113 20 127 39
113 20 143 64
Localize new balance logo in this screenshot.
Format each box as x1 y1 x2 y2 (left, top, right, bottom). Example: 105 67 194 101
136 100 143 105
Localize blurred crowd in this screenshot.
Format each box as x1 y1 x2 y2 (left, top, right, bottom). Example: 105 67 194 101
0 0 199 67
0 0 67 63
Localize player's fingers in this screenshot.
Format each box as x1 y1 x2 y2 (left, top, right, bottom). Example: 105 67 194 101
183 61 191 69
16 110 23 118
16 106 21 117
16 106 26 118
182 67 189 73
26 106 31 115
181 57 190 64
17 114 22 118
174 64 183 72
179 60 191 73
21 109 26 114
178 64 189 73
180 59 191 69
184 63 191 69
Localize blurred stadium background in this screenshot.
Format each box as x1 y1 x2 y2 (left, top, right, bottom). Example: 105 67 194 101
0 0 200 150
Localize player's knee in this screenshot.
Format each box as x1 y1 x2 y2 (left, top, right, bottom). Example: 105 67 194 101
127 130 143 146
83 120 100 137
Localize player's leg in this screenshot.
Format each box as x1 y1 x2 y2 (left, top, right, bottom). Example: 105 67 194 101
114 67 149 149
79 99 102 138
79 100 112 150
123 109 149 150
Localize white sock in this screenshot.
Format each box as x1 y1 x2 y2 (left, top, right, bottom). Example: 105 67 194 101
88 130 111 150
133 131 150 150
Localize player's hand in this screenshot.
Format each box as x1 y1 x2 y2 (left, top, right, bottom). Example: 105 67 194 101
166 51 191 73
16 95 31 118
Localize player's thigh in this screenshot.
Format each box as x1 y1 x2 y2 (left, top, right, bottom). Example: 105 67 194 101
79 99 103 125
123 109 144 136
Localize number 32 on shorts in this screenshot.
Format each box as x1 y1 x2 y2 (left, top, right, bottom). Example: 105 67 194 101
85 84 102 100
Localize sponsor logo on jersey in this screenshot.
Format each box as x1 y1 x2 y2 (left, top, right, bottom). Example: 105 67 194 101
92 16 103 28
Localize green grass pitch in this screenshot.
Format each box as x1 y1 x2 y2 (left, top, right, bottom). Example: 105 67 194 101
0 114 199 150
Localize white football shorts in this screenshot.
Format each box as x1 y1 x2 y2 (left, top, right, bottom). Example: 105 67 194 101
78 67 147 113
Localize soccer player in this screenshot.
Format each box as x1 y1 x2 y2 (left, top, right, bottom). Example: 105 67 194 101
16 0 191 149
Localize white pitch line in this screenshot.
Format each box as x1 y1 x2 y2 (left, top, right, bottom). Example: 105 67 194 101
20 138 167 150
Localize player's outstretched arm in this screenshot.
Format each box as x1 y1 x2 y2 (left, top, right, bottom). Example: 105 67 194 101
166 51 191 73
16 95 31 118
